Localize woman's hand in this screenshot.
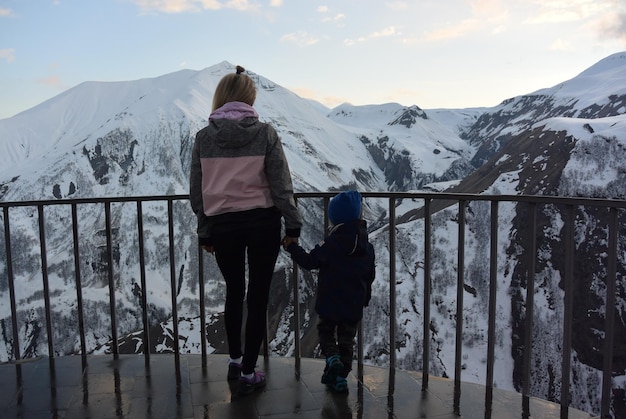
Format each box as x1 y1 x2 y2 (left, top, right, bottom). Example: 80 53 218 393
281 236 298 250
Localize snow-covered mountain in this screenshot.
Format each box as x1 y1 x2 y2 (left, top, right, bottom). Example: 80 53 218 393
1 53 625 417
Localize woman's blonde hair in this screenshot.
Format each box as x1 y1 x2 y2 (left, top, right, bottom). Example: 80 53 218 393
212 65 257 111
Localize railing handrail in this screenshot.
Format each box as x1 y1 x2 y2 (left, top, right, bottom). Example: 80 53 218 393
2 191 626 208
1 192 624 418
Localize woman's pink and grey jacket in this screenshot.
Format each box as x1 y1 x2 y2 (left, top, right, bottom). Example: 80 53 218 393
189 102 302 247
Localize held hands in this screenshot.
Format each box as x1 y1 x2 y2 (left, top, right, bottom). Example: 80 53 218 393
282 236 298 250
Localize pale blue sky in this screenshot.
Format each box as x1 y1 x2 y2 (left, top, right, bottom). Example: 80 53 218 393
1 0 625 119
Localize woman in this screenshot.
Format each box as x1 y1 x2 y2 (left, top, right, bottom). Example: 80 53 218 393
189 65 301 395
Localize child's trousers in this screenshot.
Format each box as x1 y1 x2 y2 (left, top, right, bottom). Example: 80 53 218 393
317 318 359 377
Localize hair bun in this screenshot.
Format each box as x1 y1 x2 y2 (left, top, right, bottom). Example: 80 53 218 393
236 65 245 74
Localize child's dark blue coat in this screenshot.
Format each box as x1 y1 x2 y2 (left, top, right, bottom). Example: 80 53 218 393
286 219 375 323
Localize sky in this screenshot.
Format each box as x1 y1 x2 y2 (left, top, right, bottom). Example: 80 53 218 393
1 0 625 120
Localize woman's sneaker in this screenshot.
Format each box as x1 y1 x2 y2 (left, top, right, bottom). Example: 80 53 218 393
321 355 344 385
238 371 266 395
227 361 243 380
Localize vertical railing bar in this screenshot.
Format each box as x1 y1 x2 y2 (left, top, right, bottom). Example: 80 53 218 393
292 196 301 375
292 261 300 373
104 201 119 359
70 203 87 369
601 207 618 418
167 199 181 367
485 200 499 418
357 319 364 382
263 308 270 359
388 196 397 415
324 196 330 233
38 205 55 360
136 201 151 365
561 205 575 418
422 198 432 391
3 206 21 361
453 200 466 415
198 241 207 367
522 202 537 417
357 195 366 382
389 197 397 388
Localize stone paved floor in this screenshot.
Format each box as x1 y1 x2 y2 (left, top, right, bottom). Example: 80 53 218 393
0 354 595 418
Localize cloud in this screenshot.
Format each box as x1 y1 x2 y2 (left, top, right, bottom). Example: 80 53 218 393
36 75 64 88
0 48 15 63
269 0 282 6
0 7 13 17
280 31 319 46
523 0 615 25
290 87 318 99
384 88 420 104
549 38 574 51
344 26 399 46
370 26 398 38
129 0 258 13
422 0 508 41
385 2 409 12
317 5 344 27
591 12 626 43
522 0 626 44
321 13 345 25
319 95 349 108
287 87 347 108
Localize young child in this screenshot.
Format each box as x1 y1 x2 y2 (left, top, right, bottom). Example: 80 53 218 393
283 190 375 393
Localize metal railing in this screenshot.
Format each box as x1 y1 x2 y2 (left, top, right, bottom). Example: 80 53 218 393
1 192 625 418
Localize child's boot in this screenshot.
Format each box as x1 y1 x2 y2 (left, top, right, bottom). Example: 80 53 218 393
321 355 344 385
330 375 348 393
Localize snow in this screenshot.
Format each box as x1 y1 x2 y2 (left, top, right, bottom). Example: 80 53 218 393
1 53 626 417
531 52 626 108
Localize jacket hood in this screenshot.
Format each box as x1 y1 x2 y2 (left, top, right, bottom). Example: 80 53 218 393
328 219 369 256
209 102 264 149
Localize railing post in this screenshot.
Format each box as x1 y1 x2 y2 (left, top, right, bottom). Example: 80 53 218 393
561 205 575 418
292 196 301 375
198 242 207 367
3 206 21 361
453 200 466 415
167 200 181 369
357 319 364 381
136 201 151 366
522 201 537 417
37 205 55 360
601 207 618 418
389 197 397 388
71 203 87 369
422 198 432 391
485 200 499 417
104 201 119 359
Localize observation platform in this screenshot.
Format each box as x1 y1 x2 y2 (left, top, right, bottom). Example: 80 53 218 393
0 354 593 418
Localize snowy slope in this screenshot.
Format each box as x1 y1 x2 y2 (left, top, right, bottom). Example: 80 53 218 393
532 51 626 107
464 51 626 168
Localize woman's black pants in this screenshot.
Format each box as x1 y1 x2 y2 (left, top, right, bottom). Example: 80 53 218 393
213 219 281 375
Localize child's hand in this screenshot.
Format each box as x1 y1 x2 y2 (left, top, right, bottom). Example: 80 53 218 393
282 236 298 250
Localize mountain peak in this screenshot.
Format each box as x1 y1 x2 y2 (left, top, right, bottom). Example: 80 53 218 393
576 51 626 78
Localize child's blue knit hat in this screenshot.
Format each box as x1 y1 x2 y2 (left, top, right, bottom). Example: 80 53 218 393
328 190 362 225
